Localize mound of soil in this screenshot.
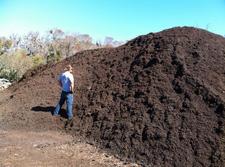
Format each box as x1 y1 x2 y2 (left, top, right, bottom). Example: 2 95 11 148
1 27 225 166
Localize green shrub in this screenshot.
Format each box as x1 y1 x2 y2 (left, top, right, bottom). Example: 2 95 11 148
0 49 33 81
47 49 62 63
0 67 19 82
32 54 45 67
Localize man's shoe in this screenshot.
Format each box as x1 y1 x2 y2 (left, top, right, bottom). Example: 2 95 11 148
65 118 73 128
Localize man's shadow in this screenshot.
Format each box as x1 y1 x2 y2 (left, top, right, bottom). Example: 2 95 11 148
31 106 67 119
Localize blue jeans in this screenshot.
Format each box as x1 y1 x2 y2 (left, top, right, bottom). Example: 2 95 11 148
54 91 73 120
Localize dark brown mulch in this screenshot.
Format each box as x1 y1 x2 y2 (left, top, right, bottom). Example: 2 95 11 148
1 26 225 166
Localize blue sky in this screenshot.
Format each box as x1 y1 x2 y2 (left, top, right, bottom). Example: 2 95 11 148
0 0 225 41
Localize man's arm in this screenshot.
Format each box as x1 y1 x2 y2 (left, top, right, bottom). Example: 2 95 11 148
70 75 74 93
70 81 74 93
58 80 62 87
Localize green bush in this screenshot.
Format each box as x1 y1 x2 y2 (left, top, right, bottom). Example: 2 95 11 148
47 49 62 63
0 50 33 81
32 54 45 67
0 66 19 82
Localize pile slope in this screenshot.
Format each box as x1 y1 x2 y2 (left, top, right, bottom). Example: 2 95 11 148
0 27 225 166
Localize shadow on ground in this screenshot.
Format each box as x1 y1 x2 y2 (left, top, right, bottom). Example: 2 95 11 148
31 106 67 118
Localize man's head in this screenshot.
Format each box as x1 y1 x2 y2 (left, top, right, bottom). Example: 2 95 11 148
64 64 73 72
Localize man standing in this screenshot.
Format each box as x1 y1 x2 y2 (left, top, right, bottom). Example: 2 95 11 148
53 64 74 126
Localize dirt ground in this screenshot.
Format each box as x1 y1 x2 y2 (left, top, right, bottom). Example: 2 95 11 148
0 27 225 166
0 129 140 167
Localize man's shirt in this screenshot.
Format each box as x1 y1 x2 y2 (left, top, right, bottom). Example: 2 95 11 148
59 71 74 92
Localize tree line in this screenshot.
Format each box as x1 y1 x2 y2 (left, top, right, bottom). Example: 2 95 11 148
0 29 124 82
